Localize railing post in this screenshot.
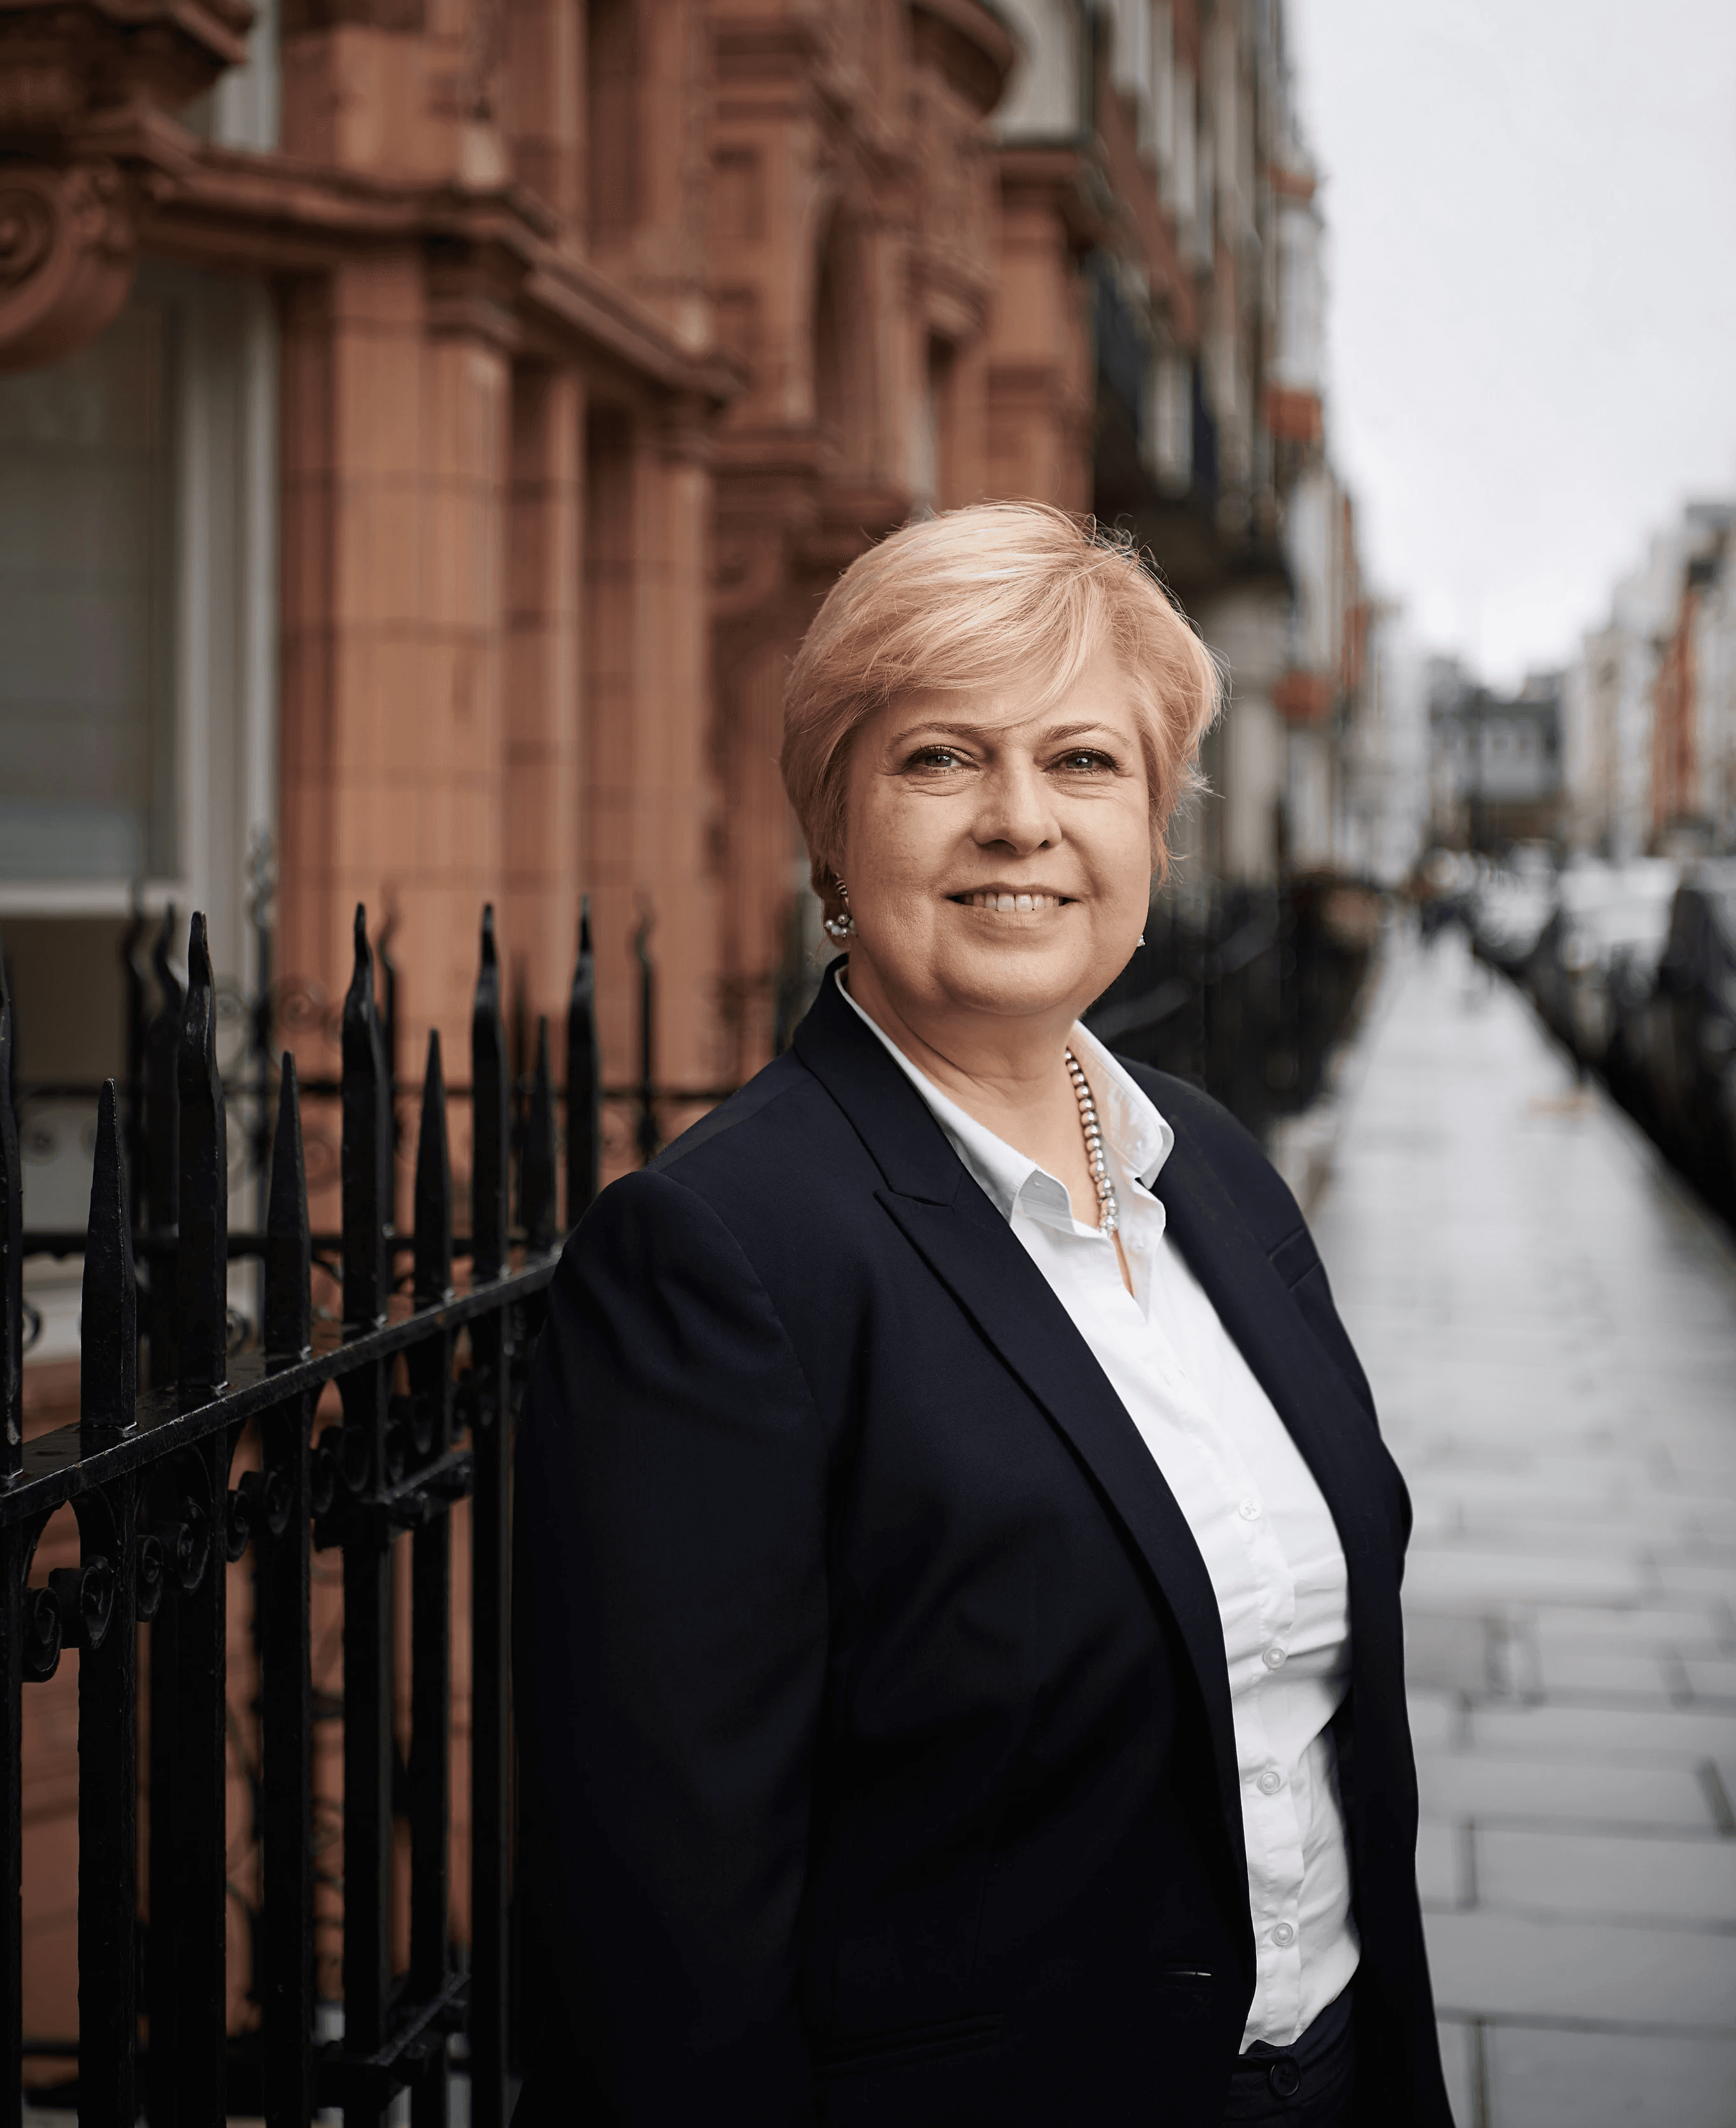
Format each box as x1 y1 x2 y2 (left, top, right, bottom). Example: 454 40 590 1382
261 1058 314 2128
143 909 182 1388
0 1521 22 2128
519 1020 556 1256
154 916 230 2127
565 898 599 1225
468 907 511 2128
472 910 508 1287
409 1033 455 2128
0 943 23 2128
80 1083 137 1434
75 1083 139 2128
120 910 148 1215
178 912 229 1397
247 834 278 1237
339 905 394 2128
0 942 21 1479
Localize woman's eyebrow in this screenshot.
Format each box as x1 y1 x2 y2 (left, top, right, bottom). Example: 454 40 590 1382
885 717 1117 748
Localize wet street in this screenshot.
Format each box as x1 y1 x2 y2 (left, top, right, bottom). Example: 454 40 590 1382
1309 931 1736 2128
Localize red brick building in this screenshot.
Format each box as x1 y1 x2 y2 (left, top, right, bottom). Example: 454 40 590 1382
0 0 1105 2052
1 0 1375 2054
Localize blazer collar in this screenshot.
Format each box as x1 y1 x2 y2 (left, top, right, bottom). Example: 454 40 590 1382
791 955 970 1205
793 963 1252 1923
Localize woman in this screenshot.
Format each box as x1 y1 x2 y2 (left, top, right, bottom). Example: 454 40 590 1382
515 504 1451 2126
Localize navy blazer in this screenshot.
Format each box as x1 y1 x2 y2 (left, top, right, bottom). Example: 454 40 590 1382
514 964 1452 2126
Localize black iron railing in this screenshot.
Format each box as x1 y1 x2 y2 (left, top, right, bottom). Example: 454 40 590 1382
0 898 597 2127
1084 878 1381 1144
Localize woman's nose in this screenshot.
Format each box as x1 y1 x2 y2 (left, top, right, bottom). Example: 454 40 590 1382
974 760 1058 851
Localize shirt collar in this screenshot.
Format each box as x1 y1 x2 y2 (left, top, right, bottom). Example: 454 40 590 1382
832 966 1174 1228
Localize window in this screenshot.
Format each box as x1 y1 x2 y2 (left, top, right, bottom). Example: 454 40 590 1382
0 291 177 879
1142 352 1193 495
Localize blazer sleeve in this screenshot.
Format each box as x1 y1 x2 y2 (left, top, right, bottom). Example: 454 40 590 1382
514 1167 828 2125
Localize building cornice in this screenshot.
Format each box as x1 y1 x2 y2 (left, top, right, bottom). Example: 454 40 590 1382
994 141 1112 250
139 148 739 399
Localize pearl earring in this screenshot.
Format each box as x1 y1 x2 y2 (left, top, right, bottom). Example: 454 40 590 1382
823 878 856 939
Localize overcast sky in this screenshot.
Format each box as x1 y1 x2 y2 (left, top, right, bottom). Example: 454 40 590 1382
1286 0 1736 688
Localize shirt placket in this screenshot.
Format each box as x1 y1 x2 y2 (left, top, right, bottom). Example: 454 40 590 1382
1136 1265 1310 2046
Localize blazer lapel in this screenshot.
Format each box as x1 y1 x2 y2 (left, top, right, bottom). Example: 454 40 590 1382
795 968 1249 1893
1154 1122 1398 1637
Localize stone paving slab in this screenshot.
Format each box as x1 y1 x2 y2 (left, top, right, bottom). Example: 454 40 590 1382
1681 1658 1736 1703
1470 1704 1736 1761
1472 1827 1736 1928
1417 1754 1718 1834
1308 934 1736 2125
1404 1548 1651 1608
1482 2028 1736 2128
1425 1909 1736 2028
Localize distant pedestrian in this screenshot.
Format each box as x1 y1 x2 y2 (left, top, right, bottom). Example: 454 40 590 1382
516 504 1452 2126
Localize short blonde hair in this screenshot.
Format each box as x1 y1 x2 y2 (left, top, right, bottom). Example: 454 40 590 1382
780 503 1224 916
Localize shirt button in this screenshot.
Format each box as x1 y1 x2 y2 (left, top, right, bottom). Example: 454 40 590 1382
1257 1769 1283 1795
1238 1499 1261 1521
1271 1921 1297 1947
1263 1645 1287 1670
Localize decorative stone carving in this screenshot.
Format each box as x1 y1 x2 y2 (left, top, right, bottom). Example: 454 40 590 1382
0 0 253 369
0 159 137 373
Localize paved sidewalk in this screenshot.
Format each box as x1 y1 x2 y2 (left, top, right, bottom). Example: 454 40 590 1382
1308 931 1736 2128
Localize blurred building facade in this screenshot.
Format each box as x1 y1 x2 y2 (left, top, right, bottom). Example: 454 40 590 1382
1561 501 1736 860
0 0 1388 1148
1012 0 1382 889
1427 658 1563 854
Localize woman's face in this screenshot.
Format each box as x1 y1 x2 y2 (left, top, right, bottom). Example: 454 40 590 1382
838 650 1154 1036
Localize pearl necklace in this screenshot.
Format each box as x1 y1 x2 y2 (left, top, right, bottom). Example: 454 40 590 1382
1063 1047 1119 1235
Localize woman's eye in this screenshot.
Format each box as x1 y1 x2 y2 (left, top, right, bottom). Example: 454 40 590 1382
906 746 968 771
1056 750 1114 772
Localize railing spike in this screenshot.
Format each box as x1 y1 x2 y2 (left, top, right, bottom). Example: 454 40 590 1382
151 902 181 1008
376 907 400 1097
264 1055 312 1363
471 906 509 1283
120 909 148 1199
341 902 392 1329
144 903 183 1246
176 913 228 1394
566 896 599 1226
80 1081 137 1433
520 1017 557 1254
0 938 22 1474
413 1029 453 1307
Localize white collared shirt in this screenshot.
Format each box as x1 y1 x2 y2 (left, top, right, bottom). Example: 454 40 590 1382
837 971 1358 2049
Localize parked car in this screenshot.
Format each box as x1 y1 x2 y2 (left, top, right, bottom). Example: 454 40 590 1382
1639 863 1736 1215
1529 859 1680 1070
1603 865 1695 1118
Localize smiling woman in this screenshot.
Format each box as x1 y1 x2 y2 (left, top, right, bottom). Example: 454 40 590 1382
515 505 1453 2128
781 502 1221 935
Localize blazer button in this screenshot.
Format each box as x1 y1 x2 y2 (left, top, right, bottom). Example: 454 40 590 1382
1268 2058 1302 2100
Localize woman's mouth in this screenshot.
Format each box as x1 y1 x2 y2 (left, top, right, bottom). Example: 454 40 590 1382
950 891 1072 913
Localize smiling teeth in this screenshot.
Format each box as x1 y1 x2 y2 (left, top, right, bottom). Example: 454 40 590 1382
964 892 1058 911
